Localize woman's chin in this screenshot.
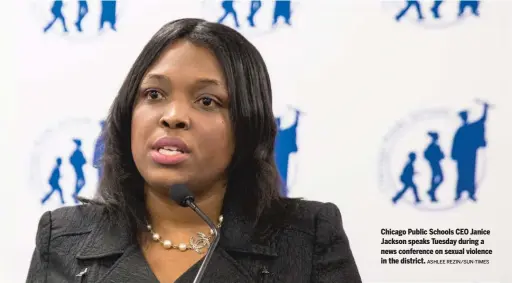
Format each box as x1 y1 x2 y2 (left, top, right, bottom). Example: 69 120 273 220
143 174 191 191
142 169 221 197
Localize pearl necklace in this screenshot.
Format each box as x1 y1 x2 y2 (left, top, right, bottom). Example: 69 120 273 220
146 215 223 254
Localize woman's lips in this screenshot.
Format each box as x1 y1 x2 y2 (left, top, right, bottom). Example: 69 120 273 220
150 148 189 165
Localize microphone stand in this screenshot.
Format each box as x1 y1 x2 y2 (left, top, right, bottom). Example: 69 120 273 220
184 199 221 283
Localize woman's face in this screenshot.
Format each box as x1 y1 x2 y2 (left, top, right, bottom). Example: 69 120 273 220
131 40 234 194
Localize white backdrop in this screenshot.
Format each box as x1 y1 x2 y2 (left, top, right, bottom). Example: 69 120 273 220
3 0 512 282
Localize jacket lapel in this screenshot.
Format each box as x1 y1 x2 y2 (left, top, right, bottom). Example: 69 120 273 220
75 213 159 283
96 245 159 283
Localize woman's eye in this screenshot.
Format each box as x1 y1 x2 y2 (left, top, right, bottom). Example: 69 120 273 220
147 90 163 100
199 97 219 108
201 97 214 106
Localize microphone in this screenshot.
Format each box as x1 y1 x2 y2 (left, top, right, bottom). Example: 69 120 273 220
169 184 220 283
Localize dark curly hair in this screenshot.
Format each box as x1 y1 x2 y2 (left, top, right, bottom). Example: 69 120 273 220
85 18 284 237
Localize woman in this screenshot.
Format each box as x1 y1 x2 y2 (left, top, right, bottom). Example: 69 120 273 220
26 18 361 283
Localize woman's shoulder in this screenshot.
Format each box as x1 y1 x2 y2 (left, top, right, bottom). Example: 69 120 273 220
265 198 344 236
36 203 107 238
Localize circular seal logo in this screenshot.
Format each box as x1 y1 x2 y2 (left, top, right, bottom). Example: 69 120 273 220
378 102 491 211
382 0 481 29
30 0 129 42
30 118 104 211
201 0 299 38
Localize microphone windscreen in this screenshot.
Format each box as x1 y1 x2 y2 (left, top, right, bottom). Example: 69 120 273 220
169 184 194 207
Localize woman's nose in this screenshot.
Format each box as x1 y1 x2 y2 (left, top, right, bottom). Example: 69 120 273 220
159 102 191 130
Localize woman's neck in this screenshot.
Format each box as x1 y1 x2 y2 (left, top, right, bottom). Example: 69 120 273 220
144 184 226 235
